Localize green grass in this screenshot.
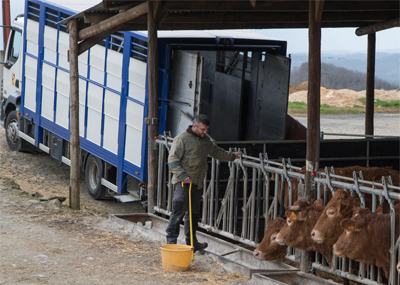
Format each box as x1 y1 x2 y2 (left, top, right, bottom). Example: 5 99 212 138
288 100 400 115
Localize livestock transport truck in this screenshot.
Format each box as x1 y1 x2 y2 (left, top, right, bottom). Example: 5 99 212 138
1 0 294 202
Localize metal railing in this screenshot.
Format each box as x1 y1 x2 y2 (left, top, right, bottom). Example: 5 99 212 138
154 135 400 284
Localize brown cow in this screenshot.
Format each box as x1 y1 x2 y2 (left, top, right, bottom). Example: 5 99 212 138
274 199 333 265
276 165 399 209
333 207 400 279
253 218 287 261
311 189 361 246
311 188 399 246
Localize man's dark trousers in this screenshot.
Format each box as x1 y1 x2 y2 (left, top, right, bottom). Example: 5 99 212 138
166 183 202 244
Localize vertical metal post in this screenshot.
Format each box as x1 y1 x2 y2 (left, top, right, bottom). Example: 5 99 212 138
68 18 80 210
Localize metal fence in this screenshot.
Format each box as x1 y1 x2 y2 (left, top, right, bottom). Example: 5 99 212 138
154 135 400 285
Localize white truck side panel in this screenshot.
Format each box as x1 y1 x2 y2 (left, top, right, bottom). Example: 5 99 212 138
24 56 37 112
55 70 70 128
89 45 105 83
58 32 69 70
128 58 146 103
43 26 57 64
26 20 39 56
78 79 87 137
106 49 122 91
41 63 56 120
78 51 89 77
125 100 143 167
103 90 120 154
86 83 103 145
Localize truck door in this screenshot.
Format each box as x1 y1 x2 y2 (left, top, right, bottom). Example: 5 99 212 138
254 53 291 140
168 50 203 137
2 28 22 99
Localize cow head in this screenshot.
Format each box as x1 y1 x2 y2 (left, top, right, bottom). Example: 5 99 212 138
253 217 287 261
311 189 359 246
333 207 391 279
275 199 324 250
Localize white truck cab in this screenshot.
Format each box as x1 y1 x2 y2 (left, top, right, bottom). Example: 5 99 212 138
1 15 24 127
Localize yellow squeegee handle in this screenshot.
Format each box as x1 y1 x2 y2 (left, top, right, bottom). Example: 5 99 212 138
188 182 194 260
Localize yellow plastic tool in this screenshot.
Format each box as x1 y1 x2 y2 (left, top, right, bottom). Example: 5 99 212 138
188 182 194 260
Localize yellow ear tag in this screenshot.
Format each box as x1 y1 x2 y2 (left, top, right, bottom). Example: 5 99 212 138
289 212 297 221
348 226 354 231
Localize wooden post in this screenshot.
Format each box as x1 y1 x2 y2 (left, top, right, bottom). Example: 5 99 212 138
147 1 160 213
68 19 80 210
365 33 375 137
301 0 322 273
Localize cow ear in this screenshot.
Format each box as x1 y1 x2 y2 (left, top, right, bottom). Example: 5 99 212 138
374 204 383 215
285 210 297 221
341 218 356 232
338 203 352 217
313 199 323 208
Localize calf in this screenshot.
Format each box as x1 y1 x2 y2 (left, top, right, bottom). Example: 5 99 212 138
253 217 287 261
333 207 400 279
275 199 333 265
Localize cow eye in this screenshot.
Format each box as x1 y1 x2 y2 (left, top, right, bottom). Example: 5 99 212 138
287 219 292 225
271 234 277 241
327 210 336 216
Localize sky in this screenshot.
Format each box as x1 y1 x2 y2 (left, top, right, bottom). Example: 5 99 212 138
1 0 400 54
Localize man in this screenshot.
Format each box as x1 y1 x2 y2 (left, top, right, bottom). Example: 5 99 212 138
166 114 242 252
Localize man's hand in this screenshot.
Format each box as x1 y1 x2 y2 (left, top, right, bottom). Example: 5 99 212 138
234 151 242 159
182 177 192 184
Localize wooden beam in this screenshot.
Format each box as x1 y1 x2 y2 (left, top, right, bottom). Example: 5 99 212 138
315 0 324 22
365 33 375 137
68 18 80 210
77 25 124 55
78 1 148 41
356 18 400 36
301 0 321 275
146 0 161 214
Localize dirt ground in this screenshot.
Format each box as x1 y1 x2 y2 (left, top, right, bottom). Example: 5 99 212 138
0 131 250 284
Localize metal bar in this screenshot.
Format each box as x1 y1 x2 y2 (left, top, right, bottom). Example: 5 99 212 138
209 159 215 226
249 168 256 241
214 161 220 227
228 161 235 234
234 162 240 236
255 169 262 243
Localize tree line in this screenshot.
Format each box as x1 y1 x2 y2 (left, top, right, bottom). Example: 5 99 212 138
291 62 399 91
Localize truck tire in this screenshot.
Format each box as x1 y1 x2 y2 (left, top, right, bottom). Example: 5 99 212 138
84 155 107 200
5 110 22 151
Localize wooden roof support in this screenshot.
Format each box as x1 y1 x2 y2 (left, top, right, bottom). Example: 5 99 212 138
147 0 162 213
78 1 148 41
301 0 321 273
68 18 80 210
77 24 125 56
365 33 375 137
356 18 400 36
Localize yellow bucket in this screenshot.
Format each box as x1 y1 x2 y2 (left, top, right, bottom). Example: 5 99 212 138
160 244 193 272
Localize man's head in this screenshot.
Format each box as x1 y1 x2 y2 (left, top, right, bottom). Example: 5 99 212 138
192 114 210 138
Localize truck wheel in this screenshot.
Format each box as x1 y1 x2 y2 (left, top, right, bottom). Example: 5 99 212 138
85 155 107 200
5 110 22 151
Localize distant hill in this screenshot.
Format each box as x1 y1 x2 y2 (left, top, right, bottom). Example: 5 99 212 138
290 52 400 89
